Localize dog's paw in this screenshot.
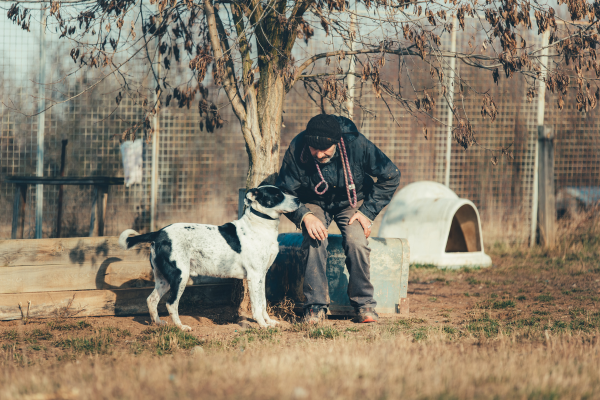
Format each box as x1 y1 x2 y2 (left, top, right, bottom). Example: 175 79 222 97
179 325 193 332
267 319 279 327
154 320 168 326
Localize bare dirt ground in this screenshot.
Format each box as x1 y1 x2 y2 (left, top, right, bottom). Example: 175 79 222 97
2 213 600 399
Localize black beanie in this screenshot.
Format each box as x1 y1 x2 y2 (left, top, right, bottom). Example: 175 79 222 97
304 114 342 150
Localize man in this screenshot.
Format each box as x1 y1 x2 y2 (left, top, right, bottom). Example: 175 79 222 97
276 114 400 323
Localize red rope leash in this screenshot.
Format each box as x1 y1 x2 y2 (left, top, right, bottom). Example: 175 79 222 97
301 138 358 208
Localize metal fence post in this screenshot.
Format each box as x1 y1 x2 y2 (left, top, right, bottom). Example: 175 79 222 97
444 15 457 188
35 4 47 239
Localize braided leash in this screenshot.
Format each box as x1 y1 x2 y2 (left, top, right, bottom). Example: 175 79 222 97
338 138 358 208
302 138 358 208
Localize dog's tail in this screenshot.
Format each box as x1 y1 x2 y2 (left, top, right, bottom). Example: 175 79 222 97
118 229 159 250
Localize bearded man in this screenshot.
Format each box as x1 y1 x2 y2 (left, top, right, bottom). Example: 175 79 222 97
276 114 400 323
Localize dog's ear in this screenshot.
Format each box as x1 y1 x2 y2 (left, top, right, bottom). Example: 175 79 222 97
244 188 260 206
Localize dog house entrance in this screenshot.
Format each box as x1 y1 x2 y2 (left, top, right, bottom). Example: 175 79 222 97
445 205 482 253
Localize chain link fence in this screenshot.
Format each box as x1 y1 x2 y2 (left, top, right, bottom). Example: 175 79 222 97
1 10 598 246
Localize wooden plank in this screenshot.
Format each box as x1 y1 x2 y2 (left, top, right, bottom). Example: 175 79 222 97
0 284 235 320
0 260 234 294
4 176 124 185
0 237 149 268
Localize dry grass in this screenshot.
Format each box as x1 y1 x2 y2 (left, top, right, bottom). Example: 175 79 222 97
3 210 600 399
1 327 600 400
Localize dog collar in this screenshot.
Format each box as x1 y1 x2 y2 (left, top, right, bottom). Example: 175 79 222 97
250 207 277 220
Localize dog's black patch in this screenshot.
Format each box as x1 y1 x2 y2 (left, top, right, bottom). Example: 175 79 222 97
255 186 285 208
218 222 242 253
150 230 183 304
184 226 195 230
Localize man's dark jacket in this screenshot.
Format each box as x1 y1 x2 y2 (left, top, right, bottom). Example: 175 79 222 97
276 116 400 228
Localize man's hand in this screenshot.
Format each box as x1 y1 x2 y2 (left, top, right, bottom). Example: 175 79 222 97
303 214 328 241
348 212 372 238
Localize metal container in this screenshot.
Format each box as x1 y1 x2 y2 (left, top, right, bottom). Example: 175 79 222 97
266 233 410 315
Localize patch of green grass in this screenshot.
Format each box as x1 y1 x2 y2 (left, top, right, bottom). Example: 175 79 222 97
139 326 201 355
533 310 550 316
463 292 470 297
231 327 281 347
47 320 92 331
569 308 586 318
428 297 438 302
536 293 555 302
412 327 428 341
552 320 568 332
466 277 481 285
476 300 516 309
466 313 500 338
28 344 46 351
309 326 340 339
1 330 18 341
490 293 498 298
27 329 53 341
287 323 312 333
517 295 527 301
345 327 360 333
443 326 458 335
412 263 438 269
493 300 516 309
117 329 131 338
54 334 113 355
383 319 430 338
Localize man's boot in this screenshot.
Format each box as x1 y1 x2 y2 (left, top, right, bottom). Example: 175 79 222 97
353 306 379 323
303 305 327 324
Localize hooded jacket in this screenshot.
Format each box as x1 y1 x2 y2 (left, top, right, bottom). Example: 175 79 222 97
276 116 401 228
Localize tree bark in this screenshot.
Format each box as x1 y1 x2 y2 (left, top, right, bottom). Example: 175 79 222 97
234 74 286 319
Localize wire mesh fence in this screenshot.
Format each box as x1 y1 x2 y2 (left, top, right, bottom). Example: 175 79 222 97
1 9 598 246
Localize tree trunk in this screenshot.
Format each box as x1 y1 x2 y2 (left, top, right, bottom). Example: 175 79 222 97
233 74 286 319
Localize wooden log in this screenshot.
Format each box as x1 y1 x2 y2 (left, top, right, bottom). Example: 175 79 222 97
0 284 234 320
0 260 233 294
0 237 233 294
0 237 149 268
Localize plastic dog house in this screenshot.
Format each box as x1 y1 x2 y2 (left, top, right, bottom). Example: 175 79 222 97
379 181 492 269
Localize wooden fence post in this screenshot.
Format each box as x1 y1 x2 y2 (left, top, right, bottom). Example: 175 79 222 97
538 125 555 248
90 185 108 237
11 185 27 239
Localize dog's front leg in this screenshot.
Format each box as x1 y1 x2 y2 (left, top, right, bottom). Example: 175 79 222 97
247 274 269 328
261 270 279 327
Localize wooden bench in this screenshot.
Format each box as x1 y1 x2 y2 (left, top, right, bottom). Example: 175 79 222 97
5 176 124 239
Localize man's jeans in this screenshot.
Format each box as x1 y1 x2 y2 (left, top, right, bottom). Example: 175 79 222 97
301 204 377 310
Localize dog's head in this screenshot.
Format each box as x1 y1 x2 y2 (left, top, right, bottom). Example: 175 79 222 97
245 185 300 218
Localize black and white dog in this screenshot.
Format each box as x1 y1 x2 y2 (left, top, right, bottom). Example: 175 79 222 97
118 185 299 331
